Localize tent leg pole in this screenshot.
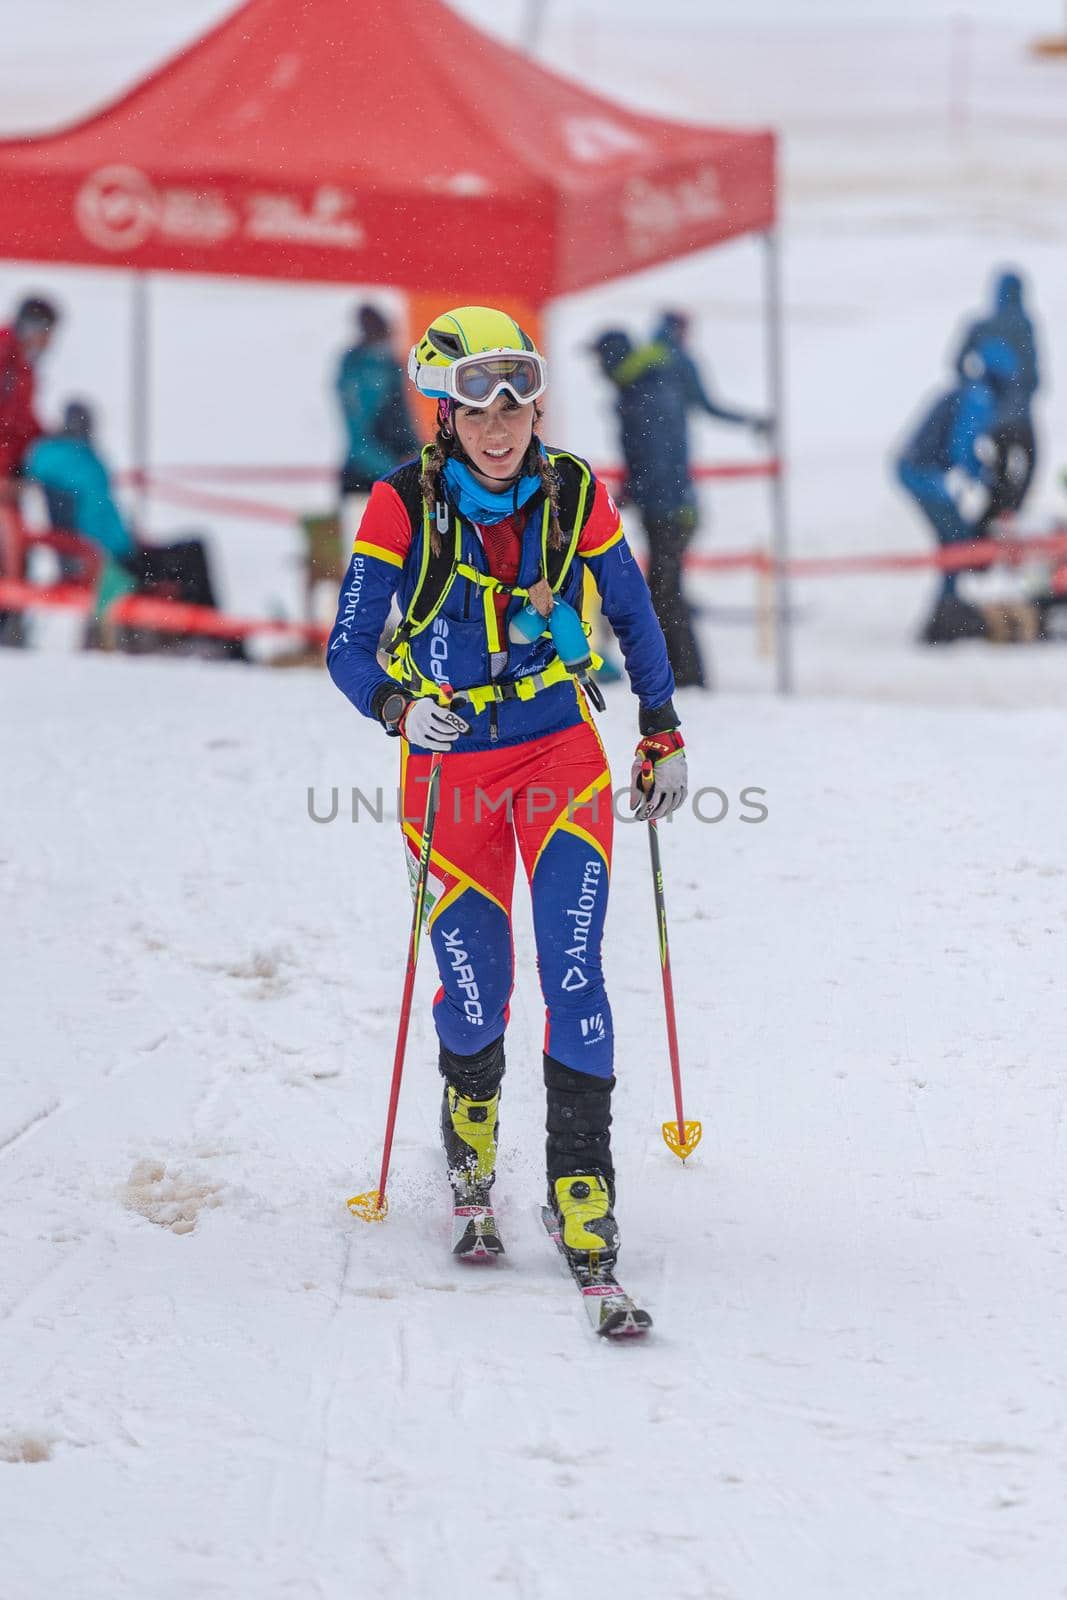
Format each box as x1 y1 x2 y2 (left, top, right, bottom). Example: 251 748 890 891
762 227 793 695
131 272 150 529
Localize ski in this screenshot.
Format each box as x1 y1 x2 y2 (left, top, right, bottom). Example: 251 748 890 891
452 1202 505 1262
541 1206 653 1338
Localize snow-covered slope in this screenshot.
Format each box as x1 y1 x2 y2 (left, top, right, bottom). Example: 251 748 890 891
3 8 1067 1590
3 653 1065 1597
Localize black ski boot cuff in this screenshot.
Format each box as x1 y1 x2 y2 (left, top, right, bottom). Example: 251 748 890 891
543 1053 616 1204
440 1034 506 1102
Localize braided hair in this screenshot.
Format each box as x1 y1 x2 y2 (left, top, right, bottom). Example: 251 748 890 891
419 403 563 556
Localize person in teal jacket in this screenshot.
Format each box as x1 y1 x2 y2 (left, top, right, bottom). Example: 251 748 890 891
27 401 135 561
336 305 420 495
26 400 230 632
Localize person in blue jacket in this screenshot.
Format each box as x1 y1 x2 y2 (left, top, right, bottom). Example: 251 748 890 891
954 270 1040 522
328 306 687 1270
654 310 770 438
592 329 707 688
896 337 1018 644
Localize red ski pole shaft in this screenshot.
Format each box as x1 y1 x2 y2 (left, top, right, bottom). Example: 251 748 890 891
641 761 686 1146
372 748 444 1213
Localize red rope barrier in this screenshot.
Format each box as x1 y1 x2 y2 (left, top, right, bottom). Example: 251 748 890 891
684 527 1067 577
109 593 325 642
0 578 327 644
6 524 1064 648
0 579 99 612
121 458 780 493
126 472 301 525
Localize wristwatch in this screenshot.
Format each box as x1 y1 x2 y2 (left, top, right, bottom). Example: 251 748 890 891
379 690 411 735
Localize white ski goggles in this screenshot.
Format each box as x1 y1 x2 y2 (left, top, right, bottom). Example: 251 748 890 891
408 349 547 408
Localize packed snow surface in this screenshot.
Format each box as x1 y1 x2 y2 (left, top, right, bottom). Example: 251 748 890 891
3 653 1066 1597
3 5 1067 1595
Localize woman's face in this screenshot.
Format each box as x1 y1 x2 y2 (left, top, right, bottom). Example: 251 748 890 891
453 392 536 488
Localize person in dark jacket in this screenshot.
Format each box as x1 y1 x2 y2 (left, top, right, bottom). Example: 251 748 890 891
593 329 706 687
896 336 1018 644
654 311 770 438
954 270 1040 522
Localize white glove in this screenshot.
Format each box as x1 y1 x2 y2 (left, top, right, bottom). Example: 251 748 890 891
629 731 688 821
945 467 990 524
1004 443 1030 488
973 432 997 470
399 696 470 752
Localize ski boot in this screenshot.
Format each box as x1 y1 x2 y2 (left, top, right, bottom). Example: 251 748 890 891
441 1037 505 1260
544 1054 618 1267
441 1084 500 1203
551 1173 619 1269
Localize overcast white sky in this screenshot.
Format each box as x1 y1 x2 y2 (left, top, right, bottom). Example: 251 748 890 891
0 0 1058 134
465 0 1054 22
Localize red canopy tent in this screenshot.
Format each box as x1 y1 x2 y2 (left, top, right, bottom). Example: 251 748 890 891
0 0 791 685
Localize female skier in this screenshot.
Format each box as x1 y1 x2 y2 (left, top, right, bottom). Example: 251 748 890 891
327 306 687 1268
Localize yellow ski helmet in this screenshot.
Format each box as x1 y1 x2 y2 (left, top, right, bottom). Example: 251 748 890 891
407 306 547 407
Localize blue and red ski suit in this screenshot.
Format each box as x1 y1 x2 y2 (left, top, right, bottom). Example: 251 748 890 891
327 450 676 1083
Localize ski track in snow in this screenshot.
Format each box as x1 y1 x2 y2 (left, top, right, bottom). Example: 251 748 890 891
2 654 1067 1596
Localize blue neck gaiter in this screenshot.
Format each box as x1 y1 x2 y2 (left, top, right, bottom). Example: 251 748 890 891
443 456 542 526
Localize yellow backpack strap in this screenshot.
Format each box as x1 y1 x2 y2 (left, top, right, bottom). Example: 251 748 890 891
386 638 438 695
480 578 504 655
451 558 534 657
388 446 462 651
543 451 592 594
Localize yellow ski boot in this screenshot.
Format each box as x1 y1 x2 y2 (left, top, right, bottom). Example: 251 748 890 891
552 1173 619 1268
442 1086 500 1201
443 1086 503 1259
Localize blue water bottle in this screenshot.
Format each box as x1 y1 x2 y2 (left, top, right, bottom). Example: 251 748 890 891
507 601 547 645
547 597 593 674
507 594 604 710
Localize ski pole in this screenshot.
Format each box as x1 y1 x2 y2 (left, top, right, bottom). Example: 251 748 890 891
640 760 702 1162
348 692 456 1222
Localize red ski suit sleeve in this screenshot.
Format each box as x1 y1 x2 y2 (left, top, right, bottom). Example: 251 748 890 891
0 327 43 478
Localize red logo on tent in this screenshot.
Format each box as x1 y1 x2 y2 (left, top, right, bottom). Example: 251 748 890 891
623 167 724 260
75 166 160 252
563 117 647 163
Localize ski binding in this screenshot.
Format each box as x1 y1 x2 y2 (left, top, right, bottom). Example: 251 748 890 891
541 1206 652 1337
452 1202 505 1261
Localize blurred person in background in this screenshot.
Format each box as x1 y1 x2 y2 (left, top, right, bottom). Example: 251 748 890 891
896 336 1018 645
0 296 59 643
29 401 139 569
336 303 420 553
0 295 58 494
954 269 1040 526
592 328 707 688
654 310 770 440
27 399 241 655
